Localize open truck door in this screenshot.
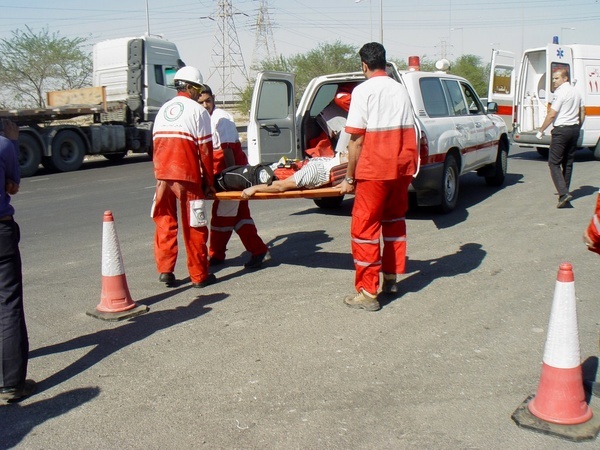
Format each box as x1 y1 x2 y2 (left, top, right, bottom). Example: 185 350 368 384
247 71 297 165
488 49 515 132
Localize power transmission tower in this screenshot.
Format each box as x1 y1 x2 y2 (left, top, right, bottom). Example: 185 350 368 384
251 0 277 74
202 0 249 103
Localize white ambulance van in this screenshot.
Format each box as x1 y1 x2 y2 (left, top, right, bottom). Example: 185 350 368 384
247 61 510 213
502 41 600 160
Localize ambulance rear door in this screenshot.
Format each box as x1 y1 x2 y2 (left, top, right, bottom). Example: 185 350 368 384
547 43 574 91
488 49 515 132
247 71 297 165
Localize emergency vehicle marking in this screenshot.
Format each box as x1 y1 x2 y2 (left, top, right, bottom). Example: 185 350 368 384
585 106 600 115
420 140 500 166
497 105 514 116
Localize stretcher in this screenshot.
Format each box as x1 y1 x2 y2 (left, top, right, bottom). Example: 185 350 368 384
214 162 348 201
214 186 344 201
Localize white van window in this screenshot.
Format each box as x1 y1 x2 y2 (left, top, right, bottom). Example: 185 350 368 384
257 80 292 120
492 66 512 95
420 78 450 117
550 63 571 93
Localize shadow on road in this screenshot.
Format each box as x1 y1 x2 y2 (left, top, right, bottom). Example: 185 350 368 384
409 173 524 229
29 292 228 394
0 387 100 450
380 243 486 307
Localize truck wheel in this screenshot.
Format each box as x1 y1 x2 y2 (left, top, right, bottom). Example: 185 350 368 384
485 139 508 186
18 133 43 177
103 152 127 161
48 130 86 172
537 147 549 159
439 154 459 213
313 196 344 209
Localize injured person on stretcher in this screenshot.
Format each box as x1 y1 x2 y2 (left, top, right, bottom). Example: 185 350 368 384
240 84 354 200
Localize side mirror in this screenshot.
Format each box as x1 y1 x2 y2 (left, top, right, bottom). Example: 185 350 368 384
486 101 498 113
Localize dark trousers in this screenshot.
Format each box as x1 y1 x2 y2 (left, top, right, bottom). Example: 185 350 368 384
0 219 28 388
548 125 580 196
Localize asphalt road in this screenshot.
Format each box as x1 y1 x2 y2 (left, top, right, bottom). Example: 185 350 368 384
1 146 600 449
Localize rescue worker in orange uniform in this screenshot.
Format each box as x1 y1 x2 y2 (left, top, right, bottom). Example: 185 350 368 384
152 66 217 288
583 190 600 255
197 85 270 269
338 43 418 311
198 85 271 269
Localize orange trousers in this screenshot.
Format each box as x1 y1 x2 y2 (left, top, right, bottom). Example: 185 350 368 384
209 200 268 261
153 180 209 284
351 176 412 295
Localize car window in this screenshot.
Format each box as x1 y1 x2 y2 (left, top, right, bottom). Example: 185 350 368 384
443 79 468 116
420 78 450 118
257 80 292 120
461 82 484 115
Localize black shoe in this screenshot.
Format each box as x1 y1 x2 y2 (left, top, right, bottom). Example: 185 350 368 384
244 251 271 269
209 257 224 267
0 379 36 402
557 193 573 208
192 273 217 288
159 272 176 285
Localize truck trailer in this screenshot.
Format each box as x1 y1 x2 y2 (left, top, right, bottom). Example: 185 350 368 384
0 35 183 177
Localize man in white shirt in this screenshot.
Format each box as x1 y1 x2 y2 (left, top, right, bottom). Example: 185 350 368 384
537 68 585 208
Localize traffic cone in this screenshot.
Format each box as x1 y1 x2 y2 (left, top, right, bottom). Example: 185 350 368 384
512 263 600 442
87 211 148 321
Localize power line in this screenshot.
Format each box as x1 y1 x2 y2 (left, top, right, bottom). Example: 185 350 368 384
202 0 249 103
250 0 277 74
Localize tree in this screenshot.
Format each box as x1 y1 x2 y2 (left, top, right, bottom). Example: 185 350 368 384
0 26 92 108
238 41 359 114
449 54 489 97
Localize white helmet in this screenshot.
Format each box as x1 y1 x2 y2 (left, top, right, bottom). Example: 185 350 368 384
174 66 204 88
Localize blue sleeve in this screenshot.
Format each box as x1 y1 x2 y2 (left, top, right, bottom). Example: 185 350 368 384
7 139 20 184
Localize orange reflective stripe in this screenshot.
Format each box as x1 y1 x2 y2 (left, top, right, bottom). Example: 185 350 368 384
585 106 600 116
497 105 513 115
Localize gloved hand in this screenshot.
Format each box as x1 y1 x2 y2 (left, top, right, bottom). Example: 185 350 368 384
536 131 544 140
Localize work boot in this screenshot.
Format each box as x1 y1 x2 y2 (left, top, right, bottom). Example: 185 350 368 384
344 289 380 311
192 273 217 288
159 272 176 286
557 193 573 208
209 257 225 267
0 380 37 402
382 275 398 294
244 251 271 269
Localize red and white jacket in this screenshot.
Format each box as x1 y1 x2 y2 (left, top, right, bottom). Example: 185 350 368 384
345 71 418 180
153 92 214 186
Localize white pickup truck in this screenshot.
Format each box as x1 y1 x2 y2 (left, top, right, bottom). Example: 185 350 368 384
247 61 510 212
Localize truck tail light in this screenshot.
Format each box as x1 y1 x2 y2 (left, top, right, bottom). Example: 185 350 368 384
419 130 429 164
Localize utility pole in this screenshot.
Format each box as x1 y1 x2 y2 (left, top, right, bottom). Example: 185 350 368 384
250 0 277 75
202 0 249 103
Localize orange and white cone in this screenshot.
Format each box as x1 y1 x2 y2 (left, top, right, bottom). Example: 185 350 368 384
87 211 148 321
527 263 592 425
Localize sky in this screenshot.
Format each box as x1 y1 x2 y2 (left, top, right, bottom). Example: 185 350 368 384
0 0 599 100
